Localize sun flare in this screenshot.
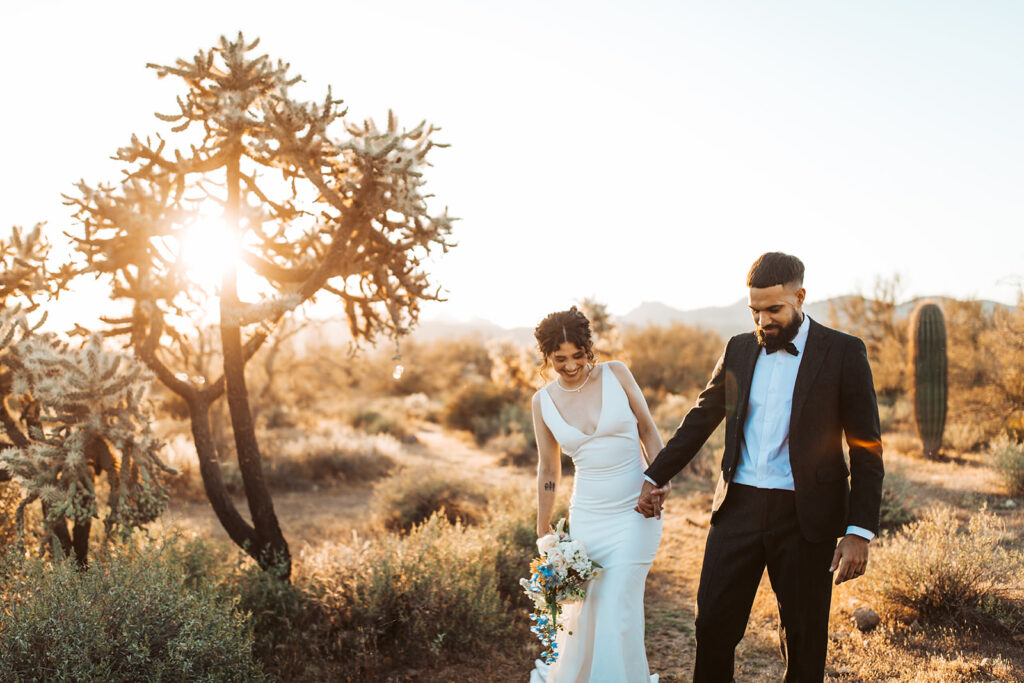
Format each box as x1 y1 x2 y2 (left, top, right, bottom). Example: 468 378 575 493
180 218 241 288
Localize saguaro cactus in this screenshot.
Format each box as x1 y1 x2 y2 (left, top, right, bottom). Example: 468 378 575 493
909 301 947 457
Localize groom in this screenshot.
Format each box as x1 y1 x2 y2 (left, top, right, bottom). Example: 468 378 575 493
637 252 884 682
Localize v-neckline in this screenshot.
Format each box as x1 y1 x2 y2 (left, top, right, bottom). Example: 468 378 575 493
543 364 606 437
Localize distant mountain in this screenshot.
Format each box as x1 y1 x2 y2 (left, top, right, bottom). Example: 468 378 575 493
410 317 535 344
618 296 1012 339
297 296 1014 350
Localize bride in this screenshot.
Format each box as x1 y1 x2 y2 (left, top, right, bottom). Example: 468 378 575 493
529 306 667 683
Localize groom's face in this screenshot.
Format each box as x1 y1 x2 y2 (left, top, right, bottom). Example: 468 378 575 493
748 283 805 349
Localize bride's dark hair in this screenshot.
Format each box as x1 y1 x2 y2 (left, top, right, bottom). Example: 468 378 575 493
534 306 596 370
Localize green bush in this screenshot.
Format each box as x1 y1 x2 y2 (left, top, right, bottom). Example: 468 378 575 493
305 513 509 678
484 487 568 603
230 559 326 681
621 322 722 398
990 435 1024 495
866 506 1024 629
442 381 524 444
373 468 489 532
0 538 266 682
488 426 537 469
878 468 916 530
251 430 400 492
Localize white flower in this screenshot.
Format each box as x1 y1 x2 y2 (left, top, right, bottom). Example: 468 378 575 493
536 533 558 554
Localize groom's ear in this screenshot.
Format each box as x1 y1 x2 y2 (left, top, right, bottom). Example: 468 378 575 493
794 286 806 308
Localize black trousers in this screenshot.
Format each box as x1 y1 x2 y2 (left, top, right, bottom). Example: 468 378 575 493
693 483 836 683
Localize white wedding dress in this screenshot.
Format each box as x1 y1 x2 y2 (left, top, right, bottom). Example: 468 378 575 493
531 363 661 683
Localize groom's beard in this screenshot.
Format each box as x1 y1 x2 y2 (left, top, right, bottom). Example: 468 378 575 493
756 313 803 352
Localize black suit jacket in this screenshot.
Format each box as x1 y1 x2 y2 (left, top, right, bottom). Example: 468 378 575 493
645 318 884 543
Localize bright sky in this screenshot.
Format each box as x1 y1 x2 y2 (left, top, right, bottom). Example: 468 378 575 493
2 0 1022 330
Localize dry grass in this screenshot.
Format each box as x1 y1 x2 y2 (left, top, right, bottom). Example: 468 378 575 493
155 418 1024 682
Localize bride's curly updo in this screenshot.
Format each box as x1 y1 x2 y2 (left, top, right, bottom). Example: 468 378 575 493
534 306 596 369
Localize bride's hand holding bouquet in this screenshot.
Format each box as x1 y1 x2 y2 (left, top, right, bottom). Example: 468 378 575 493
520 518 602 664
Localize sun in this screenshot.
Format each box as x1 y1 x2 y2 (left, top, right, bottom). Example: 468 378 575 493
180 218 241 288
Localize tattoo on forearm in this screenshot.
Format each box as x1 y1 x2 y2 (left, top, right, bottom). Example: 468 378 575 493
544 481 555 491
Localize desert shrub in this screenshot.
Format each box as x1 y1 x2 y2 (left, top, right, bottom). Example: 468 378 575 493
373 468 489 532
0 538 266 681
827 277 907 400
866 506 1024 629
944 419 989 453
945 298 1024 442
0 480 21 548
649 394 721 482
484 486 569 603
878 468 916 530
345 399 412 440
622 323 722 402
649 393 721 482
442 381 526 444
990 435 1024 495
489 426 537 468
303 513 509 678
255 430 401 492
650 392 693 435
877 396 912 435
883 431 921 457
342 336 493 398
229 559 326 680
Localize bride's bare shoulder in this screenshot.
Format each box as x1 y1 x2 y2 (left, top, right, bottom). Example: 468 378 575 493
602 359 632 378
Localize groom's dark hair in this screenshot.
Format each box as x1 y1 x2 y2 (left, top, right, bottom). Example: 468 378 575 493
747 252 804 289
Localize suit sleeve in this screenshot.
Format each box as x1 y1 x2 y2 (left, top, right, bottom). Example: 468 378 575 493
840 337 884 535
644 342 729 487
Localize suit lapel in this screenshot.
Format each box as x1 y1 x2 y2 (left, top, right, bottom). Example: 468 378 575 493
735 334 761 423
790 318 831 433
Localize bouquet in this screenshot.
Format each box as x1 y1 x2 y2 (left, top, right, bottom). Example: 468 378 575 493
519 518 601 664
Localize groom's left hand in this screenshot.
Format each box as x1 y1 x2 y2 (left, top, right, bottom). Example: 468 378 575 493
830 534 869 585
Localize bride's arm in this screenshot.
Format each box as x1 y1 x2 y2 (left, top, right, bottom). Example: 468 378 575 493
607 361 664 466
532 391 561 538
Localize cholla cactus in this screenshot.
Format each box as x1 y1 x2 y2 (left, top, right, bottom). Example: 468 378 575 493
1 332 175 550
488 338 542 393
0 225 169 563
0 223 73 312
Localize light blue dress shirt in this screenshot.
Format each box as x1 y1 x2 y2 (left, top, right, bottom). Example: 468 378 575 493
647 314 873 541
734 314 873 541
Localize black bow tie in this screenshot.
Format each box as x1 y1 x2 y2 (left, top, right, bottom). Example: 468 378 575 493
765 342 799 356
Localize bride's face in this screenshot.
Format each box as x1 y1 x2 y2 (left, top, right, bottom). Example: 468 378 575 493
550 341 590 383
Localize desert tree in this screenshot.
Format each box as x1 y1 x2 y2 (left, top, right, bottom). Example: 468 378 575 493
65 34 454 577
0 225 169 566
577 297 623 360
828 274 907 399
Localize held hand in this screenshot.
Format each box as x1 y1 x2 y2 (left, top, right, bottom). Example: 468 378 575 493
648 481 671 516
634 480 665 518
830 534 869 585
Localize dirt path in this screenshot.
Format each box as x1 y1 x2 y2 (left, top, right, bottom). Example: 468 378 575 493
160 422 529 547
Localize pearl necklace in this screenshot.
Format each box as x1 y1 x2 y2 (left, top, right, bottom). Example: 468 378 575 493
555 364 593 393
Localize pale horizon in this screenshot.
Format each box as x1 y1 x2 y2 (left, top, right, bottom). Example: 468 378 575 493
3 1 1022 332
